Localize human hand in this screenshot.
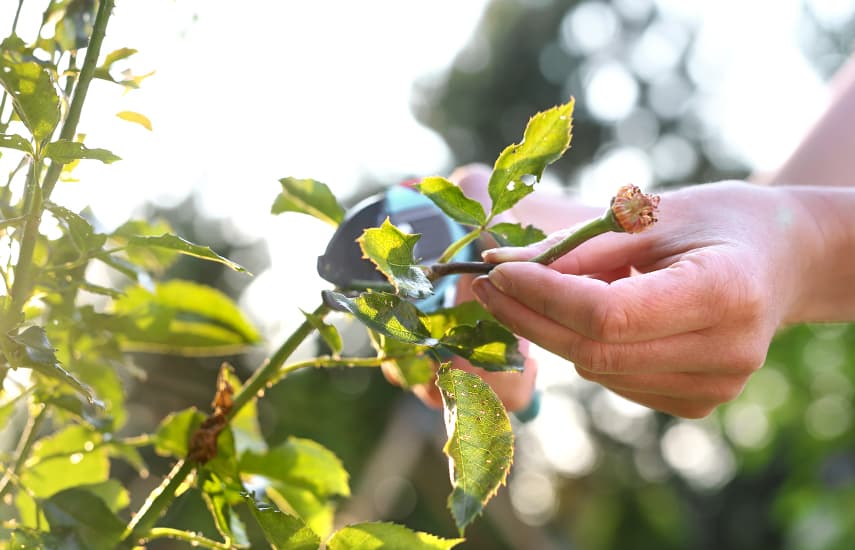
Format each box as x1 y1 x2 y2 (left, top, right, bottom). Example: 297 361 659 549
470 181 816 418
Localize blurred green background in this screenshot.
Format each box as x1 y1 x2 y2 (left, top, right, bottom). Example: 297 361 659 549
5 0 853 548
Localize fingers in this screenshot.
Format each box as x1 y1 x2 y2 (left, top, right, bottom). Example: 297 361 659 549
575 367 749 403
607 388 719 419
480 253 730 344
470 276 766 374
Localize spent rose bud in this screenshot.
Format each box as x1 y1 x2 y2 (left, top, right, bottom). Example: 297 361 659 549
609 184 660 234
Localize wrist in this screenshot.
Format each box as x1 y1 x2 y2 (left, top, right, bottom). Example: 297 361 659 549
779 186 855 323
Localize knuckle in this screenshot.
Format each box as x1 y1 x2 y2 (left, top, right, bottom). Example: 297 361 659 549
589 300 629 343
574 341 621 373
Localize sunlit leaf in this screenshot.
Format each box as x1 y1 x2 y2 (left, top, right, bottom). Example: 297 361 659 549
488 98 574 216
328 522 464 550
426 301 495 339
417 176 486 227
44 139 121 164
487 222 546 247
113 280 260 356
201 472 249 548
51 0 96 51
100 47 138 69
440 321 524 372
240 437 350 499
72 480 130 513
127 234 249 273
110 219 178 274
0 133 33 155
42 487 125 550
243 493 321 550
0 55 61 143
17 425 110 526
357 218 433 299
302 309 342 355
268 484 335 540
8 326 98 405
153 407 205 458
323 291 437 346
116 110 152 130
436 365 514 534
273 177 345 227
45 201 107 253
381 353 435 389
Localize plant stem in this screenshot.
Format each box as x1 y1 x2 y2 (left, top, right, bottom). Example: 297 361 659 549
426 261 496 280
528 209 620 265
42 0 115 201
146 527 233 550
438 227 481 264
9 157 42 315
11 0 24 34
124 302 332 543
0 403 46 500
228 302 330 419
122 459 194 544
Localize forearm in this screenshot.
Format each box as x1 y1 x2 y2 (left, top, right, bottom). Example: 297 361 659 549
765 55 855 187
783 186 855 323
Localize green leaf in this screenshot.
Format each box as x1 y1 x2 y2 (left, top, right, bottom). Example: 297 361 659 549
328 522 463 550
8 326 98 405
268 484 335 540
201 473 250 548
44 139 121 164
153 407 205 458
302 309 342 355
273 177 345 227
113 280 261 355
381 353 435 389
488 98 574 216
243 493 321 550
436 365 514 534
42 488 125 550
45 201 107 253
240 437 350 499
0 56 61 143
426 301 495 340
127 233 249 273
99 47 138 71
323 291 437 346
417 176 487 227
439 321 524 372
487 222 547 247
0 133 33 155
116 110 152 130
110 219 178 274
357 218 433 299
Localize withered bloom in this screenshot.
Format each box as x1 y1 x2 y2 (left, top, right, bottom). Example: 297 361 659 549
609 184 660 234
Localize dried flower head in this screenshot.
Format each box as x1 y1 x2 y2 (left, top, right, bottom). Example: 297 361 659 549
610 184 660 234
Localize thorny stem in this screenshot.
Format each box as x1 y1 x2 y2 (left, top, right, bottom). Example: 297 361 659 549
123 302 332 543
0 403 47 500
42 0 115 202
146 527 233 550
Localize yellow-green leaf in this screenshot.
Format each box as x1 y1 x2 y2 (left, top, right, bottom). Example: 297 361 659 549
488 222 546 247
273 177 345 227
44 140 121 164
302 309 342 355
488 98 574 216
436 365 514 534
439 321 524 372
113 280 261 356
127 234 249 273
417 176 486 227
323 291 437 347
357 218 433 299
0 55 61 143
115 110 152 131
243 493 321 550
0 133 33 155
328 522 463 550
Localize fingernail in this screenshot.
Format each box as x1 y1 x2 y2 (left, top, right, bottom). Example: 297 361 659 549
488 265 508 292
482 248 516 263
471 277 490 308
